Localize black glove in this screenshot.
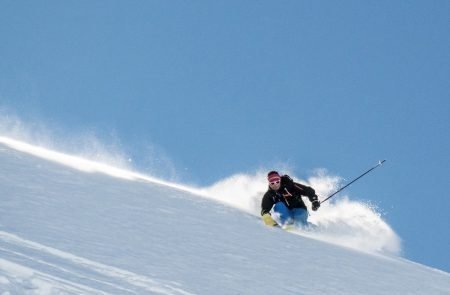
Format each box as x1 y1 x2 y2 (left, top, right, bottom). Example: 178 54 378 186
312 200 321 211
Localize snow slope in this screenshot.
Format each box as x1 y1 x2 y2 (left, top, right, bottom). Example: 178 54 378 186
0 137 449 294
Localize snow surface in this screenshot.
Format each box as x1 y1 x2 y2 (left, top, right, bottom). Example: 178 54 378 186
0 136 449 294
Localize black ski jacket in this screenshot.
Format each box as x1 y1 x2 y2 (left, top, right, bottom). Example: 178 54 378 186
261 175 318 216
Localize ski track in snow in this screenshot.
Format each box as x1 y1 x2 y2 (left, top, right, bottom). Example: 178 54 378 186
0 231 193 295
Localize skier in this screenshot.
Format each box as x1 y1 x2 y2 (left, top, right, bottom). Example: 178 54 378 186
261 171 320 228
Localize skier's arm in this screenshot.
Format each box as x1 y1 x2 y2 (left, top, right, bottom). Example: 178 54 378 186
293 182 316 200
261 192 277 226
261 192 274 216
293 182 321 211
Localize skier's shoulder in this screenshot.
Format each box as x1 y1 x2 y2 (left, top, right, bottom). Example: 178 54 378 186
281 175 306 189
281 174 295 185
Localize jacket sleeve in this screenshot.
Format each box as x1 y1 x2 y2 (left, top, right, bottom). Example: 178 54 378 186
292 182 318 202
261 191 274 216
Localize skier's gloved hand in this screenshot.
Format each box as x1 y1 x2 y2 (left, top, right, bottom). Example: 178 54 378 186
312 200 321 211
262 213 277 226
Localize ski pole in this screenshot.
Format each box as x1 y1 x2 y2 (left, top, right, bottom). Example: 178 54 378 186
320 160 386 204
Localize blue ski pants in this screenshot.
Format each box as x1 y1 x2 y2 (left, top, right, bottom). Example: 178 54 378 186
272 202 308 227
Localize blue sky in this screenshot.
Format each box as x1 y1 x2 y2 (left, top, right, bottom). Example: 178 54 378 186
1 1 449 272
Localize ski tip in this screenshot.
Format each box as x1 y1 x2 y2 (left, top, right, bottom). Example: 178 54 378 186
379 160 386 165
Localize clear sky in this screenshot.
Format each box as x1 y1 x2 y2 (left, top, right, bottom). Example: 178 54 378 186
1 1 449 272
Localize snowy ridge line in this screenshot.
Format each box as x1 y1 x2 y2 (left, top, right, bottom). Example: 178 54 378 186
394 256 450 277
0 136 253 213
0 136 205 197
0 231 194 295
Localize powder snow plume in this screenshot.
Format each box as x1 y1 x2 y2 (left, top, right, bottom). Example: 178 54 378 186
200 170 402 255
